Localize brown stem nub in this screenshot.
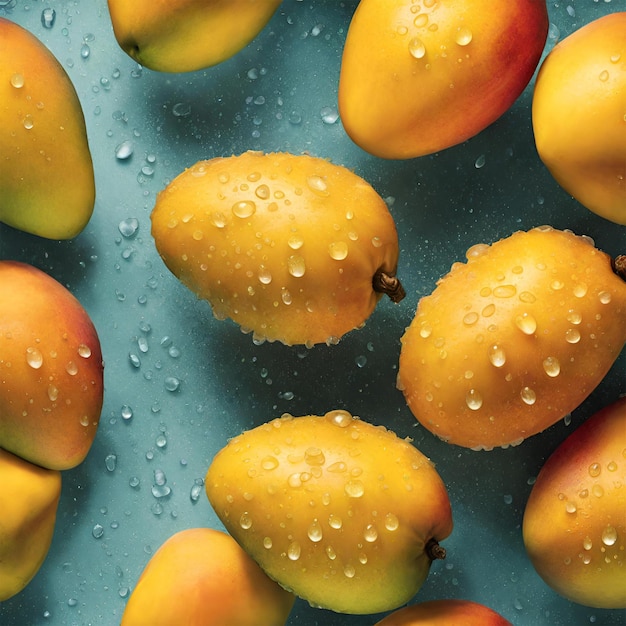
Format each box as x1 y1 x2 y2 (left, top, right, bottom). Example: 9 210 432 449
425 537 446 561
613 255 626 282
373 271 406 303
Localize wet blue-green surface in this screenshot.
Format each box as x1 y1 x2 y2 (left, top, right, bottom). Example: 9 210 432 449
1 1 624 625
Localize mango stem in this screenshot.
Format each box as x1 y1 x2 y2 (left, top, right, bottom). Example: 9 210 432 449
613 255 626 281
373 271 405 303
425 537 446 561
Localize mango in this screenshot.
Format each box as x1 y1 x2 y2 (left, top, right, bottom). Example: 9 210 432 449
523 397 626 608
532 12 626 225
398 227 626 450
0 261 104 470
0 18 95 239
338 0 548 159
374 599 512 625
107 0 282 73
206 410 453 614
121 528 295 626
0 448 61 601
151 151 403 346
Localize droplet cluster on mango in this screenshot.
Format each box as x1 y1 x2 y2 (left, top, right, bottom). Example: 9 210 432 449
151 150 404 346
205 410 453 615
398 226 626 450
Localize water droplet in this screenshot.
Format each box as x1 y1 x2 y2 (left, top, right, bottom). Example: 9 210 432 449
151 483 171 498
542 356 561 377
567 309 582 324
602 525 618 546
573 283 588 298
80 43 90 59
329 241 348 260
455 26 472 45
565 501 577 514
474 154 486 169
239 513 252 530
306 175 329 196
493 284 516 298
488 345 506 367
287 234 304 250
304 447 325 466
519 291 536 304
41 7 56 29
261 456 279 471
520 387 536 405
232 200 256 219
47 384 59 401
466 389 483 410
408 37 426 59
515 312 537 335
598 291 612 304
343 564 356 578
26 347 43 369
583 536 593 550
565 328 581 344
287 255 306 278
345 480 364 498
481 303 496 317
118 218 139 238
115 140 134 160
190 482 203 502
326 545 337 560
384 513 399 531
104 454 117 472
307 520 323 542
320 106 339 124
364 524 378 542
258 266 273 284
414 13 428 28
10 73 25 89
463 312 479 326
164 376 180 392
588 463 601 477
92 524 104 539
78 344 92 358
287 541 301 560
599 70 609 82
328 513 343 530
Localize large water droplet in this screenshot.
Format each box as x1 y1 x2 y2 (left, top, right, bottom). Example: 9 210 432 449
119 218 139 238
258 266 272 284
306 175 329 196
408 37 426 59
602 525 618 546
493 284 516 298
345 480 365 498
232 200 256 218
10 73 25 89
466 389 483 410
41 7 56 28
363 524 378 542
565 328 581 344
307 520 323 542
384 513 399 531
239 513 252 530
328 514 343 529
455 26 472 45
515 313 537 335
488 345 506 367
287 255 306 278
115 140 134 160
26 347 43 369
542 356 561 377
326 409 353 427
329 241 348 260
287 541 301 560
520 387 536 405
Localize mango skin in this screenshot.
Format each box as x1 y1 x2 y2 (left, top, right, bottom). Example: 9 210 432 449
107 0 282 73
532 13 626 225
0 261 104 470
398 227 626 450
523 397 626 609
338 0 548 159
375 599 512 625
151 151 401 346
206 410 453 615
0 448 61 601
121 528 295 626
0 18 95 239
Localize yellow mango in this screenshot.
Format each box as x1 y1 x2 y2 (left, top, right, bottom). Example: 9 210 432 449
523 397 626 608
206 410 453 614
151 151 403 346
121 528 294 626
0 18 95 239
533 12 626 224
375 599 512 625
107 0 282 73
398 227 626 450
0 448 61 601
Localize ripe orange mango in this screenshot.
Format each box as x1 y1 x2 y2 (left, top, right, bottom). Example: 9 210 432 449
523 397 626 609
398 227 626 450
151 151 403 346
533 12 626 225
206 410 453 614
338 0 548 159
374 599 512 625
0 18 95 239
121 528 295 626
107 0 282 73
0 261 104 470
0 448 61 601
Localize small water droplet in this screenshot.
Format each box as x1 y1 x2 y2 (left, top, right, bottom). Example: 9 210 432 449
287 255 306 277
307 520 323 542
190 482 203 502
601 525 618 546
41 7 56 28
474 154 486 169
232 200 256 218
10 73 25 89
164 376 180 392
345 480 364 498
455 26 472 45
565 501 577 514
306 175 329 196
26 347 43 369
542 356 561 377
583 536 593 551
92 524 104 539
463 312 479 326
384 513 399 531
78 344 92 358
320 106 339 124
239 513 252 530
567 309 582 324
588 462 601 478
515 312 537 335
115 141 134 160
328 513 343 529
488 345 506 367
287 541 301 560
118 218 139 238
80 43 90 59
599 70 609 82
258 266 273 284
493 284 516 298
104 454 117 472
408 37 426 58
329 241 348 260
598 291 612 304
565 328 581 344
520 387 536 405
466 389 483 410
364 524 378 542
344 564 356 578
